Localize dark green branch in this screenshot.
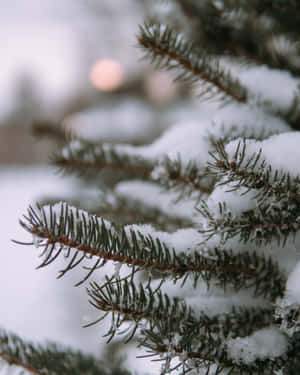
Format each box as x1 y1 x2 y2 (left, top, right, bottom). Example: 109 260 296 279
199 200 300 247
138 23 248 103
54 139 214 199
0 329 120 375
87 279 273 342
208 139 300 204
53 140 153 179
19 202 285 298
153 156 214 200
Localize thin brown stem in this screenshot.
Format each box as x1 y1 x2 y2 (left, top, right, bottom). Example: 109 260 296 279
175 175 213 195
138 35 247 103
0 352 43 375
32 229 260 279
56 157 151 177
92 301 270 332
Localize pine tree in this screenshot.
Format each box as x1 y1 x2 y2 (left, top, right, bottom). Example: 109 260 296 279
1 1 300 374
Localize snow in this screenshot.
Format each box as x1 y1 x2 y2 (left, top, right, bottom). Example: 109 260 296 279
226 132 300 178
64 99 160 143
227 327 288 365
99 105 216 168
115 180 199 221
63 99 213 145
139 121 212 166
150 277 269 319
124 224 203 255
61 67 297 178
286 261 300 304
82 99 291 173
188 291 269 317
210 102 290 139
239 65 299 112
205 183 258 218
107 58 300 173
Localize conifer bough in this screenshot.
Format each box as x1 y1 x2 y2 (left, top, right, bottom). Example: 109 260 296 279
2 1 300 375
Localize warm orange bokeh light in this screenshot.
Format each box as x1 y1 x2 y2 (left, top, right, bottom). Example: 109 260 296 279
89 59 124 91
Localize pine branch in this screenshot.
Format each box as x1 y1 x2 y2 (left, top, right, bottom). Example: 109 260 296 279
0 329 123 375
140 321 285 375
86 279 192 342
216 0 300 36
138 22 248 103
207 125 284 149
208 139 300 205
152 156 214 201
85 276 280 374
56 138 214 200
32 121 68 144
53 139 152 180
140 326 229 374
219 1 300 76
199 200 300 247
18 202 285 298
174 0 262 64
87 278 273 343
176 0 300 76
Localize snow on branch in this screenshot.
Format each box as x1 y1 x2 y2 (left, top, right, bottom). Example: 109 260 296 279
140 320 286 375
54 131 214 201
87 277 273 343
53 139 153 180
152 156 213 201
18 202 285 299
96 191 194 231
115 181 198 223
199 199 300 248
199 133 300 248
208 138 300 205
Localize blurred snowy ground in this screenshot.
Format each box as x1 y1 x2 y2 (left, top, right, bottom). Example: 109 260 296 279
0 167 101 352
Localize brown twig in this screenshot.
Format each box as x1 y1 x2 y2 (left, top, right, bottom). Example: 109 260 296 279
0 352 43 375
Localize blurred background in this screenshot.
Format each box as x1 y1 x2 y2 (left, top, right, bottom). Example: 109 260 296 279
0 1 199 373
0 0 197 164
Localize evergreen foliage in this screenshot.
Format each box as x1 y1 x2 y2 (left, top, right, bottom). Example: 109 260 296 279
0 329 129 375
2 1 300 374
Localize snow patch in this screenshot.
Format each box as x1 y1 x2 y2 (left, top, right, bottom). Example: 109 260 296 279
115 180 199 221
239 65 299 112
211 102 289 139
286 261 300 304
124 224 203 255
226 132 300 178
227 327 288 364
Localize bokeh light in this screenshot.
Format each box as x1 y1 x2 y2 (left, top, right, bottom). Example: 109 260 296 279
89 59 124 91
